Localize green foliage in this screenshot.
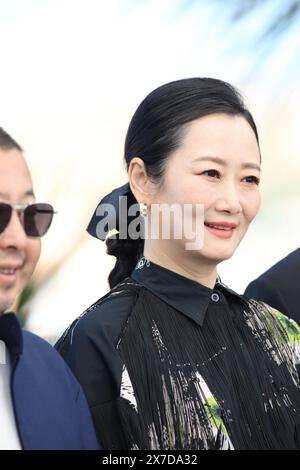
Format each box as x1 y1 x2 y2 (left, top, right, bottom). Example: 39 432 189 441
15 281 36 327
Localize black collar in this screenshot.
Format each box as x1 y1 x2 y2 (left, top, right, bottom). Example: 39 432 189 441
0 312 23 359
131 256 242 326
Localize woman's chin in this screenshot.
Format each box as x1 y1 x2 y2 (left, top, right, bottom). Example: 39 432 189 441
193 248 235 264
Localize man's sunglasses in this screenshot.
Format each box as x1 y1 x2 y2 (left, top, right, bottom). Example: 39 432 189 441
0 202 55 238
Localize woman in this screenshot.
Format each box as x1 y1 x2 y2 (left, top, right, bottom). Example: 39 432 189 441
56 78 300 450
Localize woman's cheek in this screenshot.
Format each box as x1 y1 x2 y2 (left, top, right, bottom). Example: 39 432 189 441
244 192 261 223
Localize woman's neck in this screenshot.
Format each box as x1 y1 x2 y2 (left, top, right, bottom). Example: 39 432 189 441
143 243 218 289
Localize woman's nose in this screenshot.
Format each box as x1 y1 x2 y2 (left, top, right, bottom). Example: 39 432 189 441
214 182 242 214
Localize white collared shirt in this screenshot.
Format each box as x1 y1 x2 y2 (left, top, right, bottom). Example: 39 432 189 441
0 342 22 450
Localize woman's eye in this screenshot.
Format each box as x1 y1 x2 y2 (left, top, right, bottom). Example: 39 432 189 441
242 175 260 185
202 169 220 178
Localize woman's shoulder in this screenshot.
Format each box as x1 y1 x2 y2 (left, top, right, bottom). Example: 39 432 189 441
82 278 141 322
245 295 300 327
56 278 141 350
242 296 300 363
264 305 300 348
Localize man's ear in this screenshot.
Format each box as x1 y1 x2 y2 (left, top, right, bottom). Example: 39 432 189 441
128 157 151 206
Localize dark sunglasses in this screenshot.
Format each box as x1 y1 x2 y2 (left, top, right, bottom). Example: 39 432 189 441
0 202 56 238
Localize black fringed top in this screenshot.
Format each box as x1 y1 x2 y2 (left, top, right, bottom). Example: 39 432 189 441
56 256 300 450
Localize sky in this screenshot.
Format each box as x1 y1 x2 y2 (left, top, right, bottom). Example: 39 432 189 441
0 0 299 341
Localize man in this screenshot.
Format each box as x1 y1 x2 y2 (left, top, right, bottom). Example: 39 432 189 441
244 248 300 324
0 128 99 450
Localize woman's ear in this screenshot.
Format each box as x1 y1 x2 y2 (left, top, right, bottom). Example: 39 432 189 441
128 157 151 205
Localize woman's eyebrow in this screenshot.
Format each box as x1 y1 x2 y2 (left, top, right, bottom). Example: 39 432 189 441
241 162 261 172
192 156 261 172
192 156 225 165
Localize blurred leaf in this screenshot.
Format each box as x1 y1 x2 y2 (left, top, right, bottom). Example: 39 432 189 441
262 2 300 39
16 282 35 326
228 0 300 39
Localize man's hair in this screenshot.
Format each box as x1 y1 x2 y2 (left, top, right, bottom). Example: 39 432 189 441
0 127 23 152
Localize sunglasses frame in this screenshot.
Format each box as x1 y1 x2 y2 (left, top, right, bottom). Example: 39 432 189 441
0 201 57 238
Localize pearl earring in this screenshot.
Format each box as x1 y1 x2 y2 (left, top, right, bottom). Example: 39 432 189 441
140 202 148 217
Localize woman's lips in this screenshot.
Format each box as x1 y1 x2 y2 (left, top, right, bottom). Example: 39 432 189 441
204 221 237 239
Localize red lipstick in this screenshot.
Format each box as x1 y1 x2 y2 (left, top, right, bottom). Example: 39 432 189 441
204 221 237 239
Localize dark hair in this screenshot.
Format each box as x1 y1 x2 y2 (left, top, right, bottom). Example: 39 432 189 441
107 77 259 288
0 127 23 152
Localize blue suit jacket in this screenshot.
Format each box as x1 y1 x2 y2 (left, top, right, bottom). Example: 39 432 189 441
0 313 100 450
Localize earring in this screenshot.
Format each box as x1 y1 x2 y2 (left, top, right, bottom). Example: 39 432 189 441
139 202 148 217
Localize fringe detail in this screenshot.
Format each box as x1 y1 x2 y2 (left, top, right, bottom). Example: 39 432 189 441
116 284 300 450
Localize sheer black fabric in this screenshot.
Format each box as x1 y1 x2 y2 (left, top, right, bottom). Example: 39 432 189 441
56 259 300 450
